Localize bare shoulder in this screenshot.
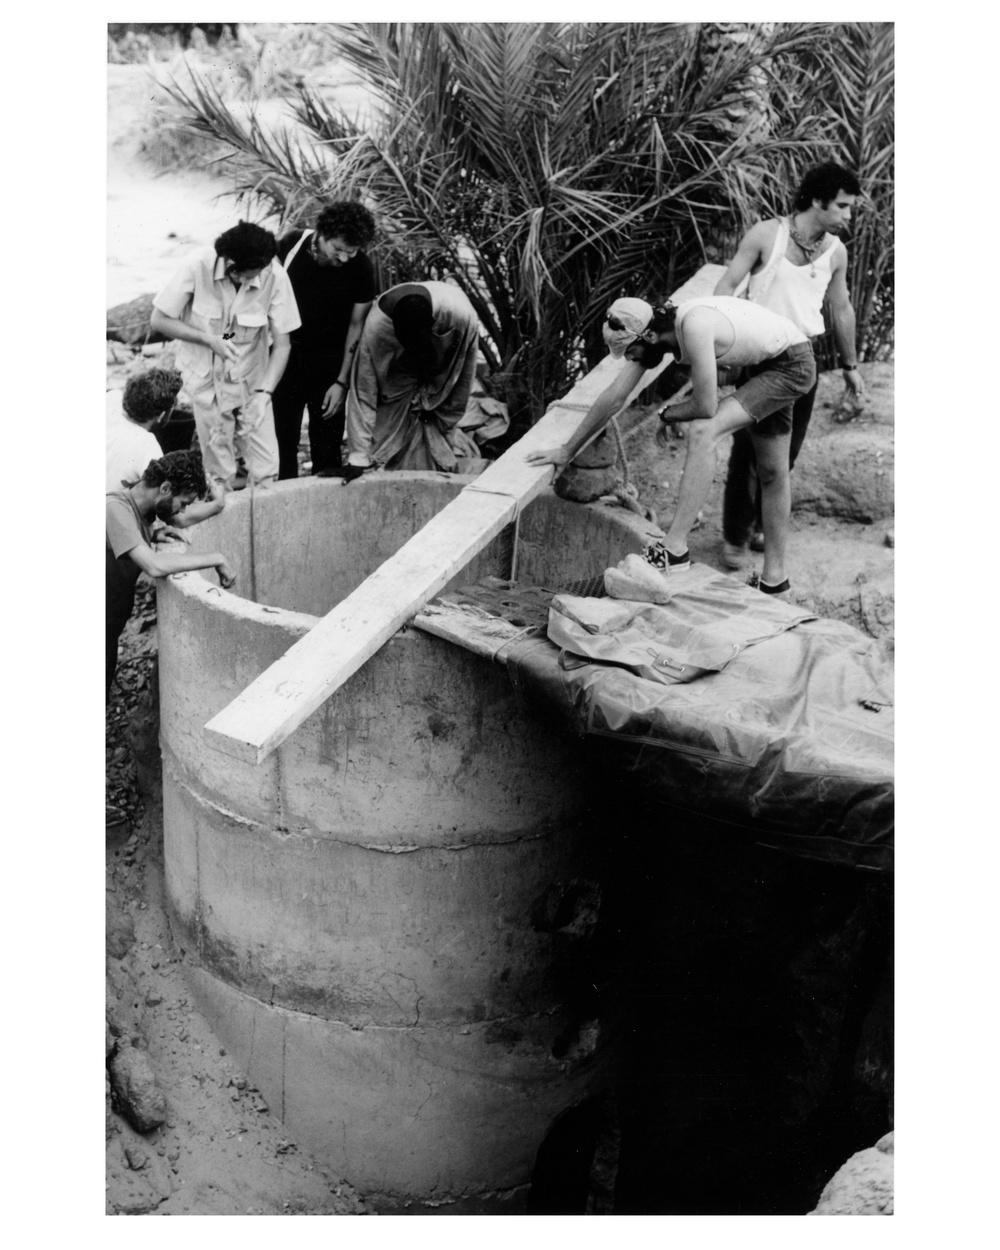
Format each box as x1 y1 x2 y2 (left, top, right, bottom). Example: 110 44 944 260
683 302 727 341
830 236 849 269
736 218 778 259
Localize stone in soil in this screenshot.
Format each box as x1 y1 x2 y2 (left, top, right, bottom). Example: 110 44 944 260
809 1132 894 1215
110 1045 168 1132
106 894 136 960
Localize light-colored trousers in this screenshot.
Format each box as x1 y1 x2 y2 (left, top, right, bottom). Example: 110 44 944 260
188 375 279 487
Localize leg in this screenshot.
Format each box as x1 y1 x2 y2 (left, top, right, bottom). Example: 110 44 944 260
236 401 280 486
721 428 758 547
749 376 818 537
106 621 121 703
664 397 755 557
750 427 792 587
191 393 237 486
306 371 346 474
787 376 819 471
271 361 309 480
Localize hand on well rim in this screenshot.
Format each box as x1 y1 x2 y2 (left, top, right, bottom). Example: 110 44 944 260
525 446 570 470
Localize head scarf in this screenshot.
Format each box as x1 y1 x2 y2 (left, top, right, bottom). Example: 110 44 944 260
602 297 653 358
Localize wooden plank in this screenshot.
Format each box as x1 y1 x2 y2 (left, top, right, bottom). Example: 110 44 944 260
204 488 516 763
204 263 725 763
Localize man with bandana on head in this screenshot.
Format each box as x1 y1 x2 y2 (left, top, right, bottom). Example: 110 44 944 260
342 281 482 479
527 295 816 597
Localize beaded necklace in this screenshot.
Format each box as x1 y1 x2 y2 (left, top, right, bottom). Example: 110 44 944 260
787 215 825 277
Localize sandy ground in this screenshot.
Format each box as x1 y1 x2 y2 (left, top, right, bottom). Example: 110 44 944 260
105 53 893 1216
107 64 271 306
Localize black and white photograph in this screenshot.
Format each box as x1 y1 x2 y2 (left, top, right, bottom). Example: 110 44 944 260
99 18 899 1221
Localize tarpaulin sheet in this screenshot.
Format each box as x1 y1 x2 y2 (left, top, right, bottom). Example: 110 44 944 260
503 565 893 872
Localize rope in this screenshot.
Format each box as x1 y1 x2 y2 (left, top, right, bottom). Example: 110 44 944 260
602 416 657 524
609 416 630 492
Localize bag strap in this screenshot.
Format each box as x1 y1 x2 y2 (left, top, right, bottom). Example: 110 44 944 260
282 228 313 271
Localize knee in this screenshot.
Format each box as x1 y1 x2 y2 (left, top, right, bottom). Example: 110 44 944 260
755 459 789 489
686 419 720 451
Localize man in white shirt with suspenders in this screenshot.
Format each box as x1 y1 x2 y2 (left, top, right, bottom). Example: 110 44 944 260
713 163 865 569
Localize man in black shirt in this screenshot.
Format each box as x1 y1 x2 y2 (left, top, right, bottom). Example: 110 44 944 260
273 202 377 478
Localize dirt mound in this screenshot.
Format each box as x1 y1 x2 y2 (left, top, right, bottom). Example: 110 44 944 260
793 363 894 522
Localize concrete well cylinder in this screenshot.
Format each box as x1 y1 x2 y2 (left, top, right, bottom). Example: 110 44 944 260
157 473 655 1211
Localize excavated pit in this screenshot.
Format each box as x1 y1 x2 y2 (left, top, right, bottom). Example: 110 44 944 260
156 471 659 1213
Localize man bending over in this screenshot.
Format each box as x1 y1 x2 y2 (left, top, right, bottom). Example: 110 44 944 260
107 449 236 701
526 295 816 595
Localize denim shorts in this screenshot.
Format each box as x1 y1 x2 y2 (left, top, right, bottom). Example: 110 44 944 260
733 342 817 436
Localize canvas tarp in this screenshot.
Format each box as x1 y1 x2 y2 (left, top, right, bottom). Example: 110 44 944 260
499 563 893 872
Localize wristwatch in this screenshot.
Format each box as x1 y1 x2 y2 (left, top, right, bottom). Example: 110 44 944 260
839 361 859 371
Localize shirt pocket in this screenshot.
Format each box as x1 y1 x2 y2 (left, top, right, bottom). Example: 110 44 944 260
234 310 269 345
190 296 224 333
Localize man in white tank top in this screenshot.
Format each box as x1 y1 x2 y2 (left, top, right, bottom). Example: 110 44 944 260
527 296 816 595
713 164 864 568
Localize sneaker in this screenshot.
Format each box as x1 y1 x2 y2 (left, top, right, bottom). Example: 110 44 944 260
642 540 691 573
722 541 748 570
749 531 765 553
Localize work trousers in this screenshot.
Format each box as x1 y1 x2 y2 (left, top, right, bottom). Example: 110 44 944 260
722 376 818 546
189 390 279 487
272 348 345 479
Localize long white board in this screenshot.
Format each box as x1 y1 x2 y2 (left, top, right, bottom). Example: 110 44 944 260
204 264 725 763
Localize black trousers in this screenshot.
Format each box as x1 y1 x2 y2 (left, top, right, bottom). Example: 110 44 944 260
272 348 345 479
721 376 819 546
106 606 131 703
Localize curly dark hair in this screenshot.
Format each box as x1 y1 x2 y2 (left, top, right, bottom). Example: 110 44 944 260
793 163 861 211
122 367 183 426
315 201 377 249
142 449 208 497
214 221 278 270
623 301 677 368
625 337 669 369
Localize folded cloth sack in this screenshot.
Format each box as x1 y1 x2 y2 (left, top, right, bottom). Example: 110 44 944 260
603 552 676 603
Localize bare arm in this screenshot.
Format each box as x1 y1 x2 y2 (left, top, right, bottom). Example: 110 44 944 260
656 312 719 423
524 360 646 469
126 540 236 588
161 479 226 531
322 302 372 418
713 223 769 296
242 331 293 430
826 247 864 396
149 307 237 365
257 330 292 394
